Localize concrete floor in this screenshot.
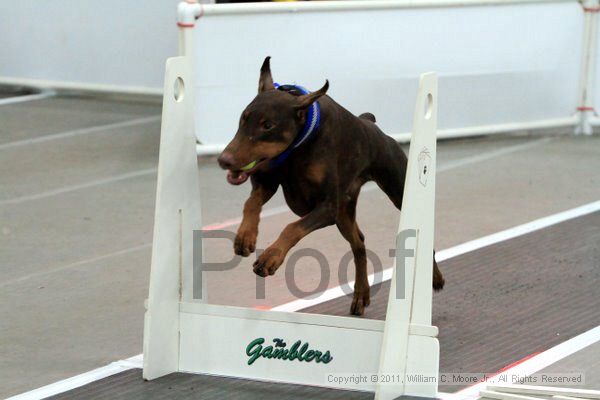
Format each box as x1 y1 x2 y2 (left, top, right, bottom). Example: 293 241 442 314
0 94 599 398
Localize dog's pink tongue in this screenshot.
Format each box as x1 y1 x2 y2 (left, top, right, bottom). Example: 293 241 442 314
227 171 249 185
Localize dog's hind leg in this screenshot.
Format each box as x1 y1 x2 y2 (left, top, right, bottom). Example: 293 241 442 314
336 193 370 316
432 250 445 291
372 140 445 291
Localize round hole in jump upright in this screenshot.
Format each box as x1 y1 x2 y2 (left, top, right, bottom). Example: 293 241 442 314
174 77 185 102
424 93 433 119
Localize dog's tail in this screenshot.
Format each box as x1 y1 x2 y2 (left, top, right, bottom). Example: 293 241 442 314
359 112 376 123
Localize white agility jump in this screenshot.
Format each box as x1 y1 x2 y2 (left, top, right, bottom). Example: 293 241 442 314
142 54 440 399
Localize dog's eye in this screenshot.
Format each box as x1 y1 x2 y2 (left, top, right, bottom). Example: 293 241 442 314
262 121 274 131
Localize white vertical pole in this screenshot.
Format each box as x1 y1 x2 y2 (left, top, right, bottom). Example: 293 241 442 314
376 73 439 400
177 1 202 57
143 56 202 380
576 0 599 135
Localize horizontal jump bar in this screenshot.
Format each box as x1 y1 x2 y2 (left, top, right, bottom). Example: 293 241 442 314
180 301 385 331
178 302 439 336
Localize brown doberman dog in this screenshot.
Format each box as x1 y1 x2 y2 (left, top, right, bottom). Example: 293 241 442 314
218 57 444 315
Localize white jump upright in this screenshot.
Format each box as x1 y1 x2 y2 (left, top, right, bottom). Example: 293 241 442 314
377 72 439 399
143 55 440 398
143 57 203 380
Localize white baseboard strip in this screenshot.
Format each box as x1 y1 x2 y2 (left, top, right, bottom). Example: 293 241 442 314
5 354 143 400
0 90 55 106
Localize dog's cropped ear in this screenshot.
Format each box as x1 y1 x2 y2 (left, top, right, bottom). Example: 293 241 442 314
295 80 329 109
258 56 275 93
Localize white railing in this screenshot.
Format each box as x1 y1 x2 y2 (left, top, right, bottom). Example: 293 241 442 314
175 0 598 154
0 0 597 139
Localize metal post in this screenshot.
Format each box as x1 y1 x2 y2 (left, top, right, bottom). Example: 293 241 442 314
177 0 202 57
576 0 599 135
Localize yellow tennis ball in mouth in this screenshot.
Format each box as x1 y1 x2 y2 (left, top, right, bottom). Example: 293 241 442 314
240 160 257 171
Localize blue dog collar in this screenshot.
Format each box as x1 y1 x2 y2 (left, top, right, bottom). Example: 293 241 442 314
269 83 321 168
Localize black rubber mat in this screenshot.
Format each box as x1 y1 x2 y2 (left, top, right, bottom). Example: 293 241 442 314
46 368 372 400
46 212 600 399
303 212 600 392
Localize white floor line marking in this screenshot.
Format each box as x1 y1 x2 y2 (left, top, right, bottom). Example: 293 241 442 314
0 243 152 288
3 202 289 287
0 115 160 151
2 202 256 287
2 199 264 287
9 199 599 400
435 200 600 262
202 205 291 231
271 200 600 312
0 90 55 106
438 325 600 400
435 137 553 173
0 168 157 206
483 386 600 399
5 353 143 400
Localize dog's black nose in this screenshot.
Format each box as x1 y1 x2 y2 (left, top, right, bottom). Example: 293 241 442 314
218 152 236 170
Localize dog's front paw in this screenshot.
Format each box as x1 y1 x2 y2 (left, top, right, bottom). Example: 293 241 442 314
350 289 370 316
253 248 284 277
234 228 257 257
